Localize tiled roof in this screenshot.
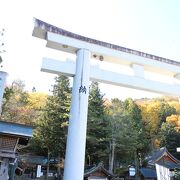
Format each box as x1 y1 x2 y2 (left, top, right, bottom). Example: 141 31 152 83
0 120 33 138
140 168 157 178
147 147 180 165
19 155 58 165
84 162 114 178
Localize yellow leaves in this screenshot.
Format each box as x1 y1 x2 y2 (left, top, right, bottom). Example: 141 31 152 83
168 101 180 114
140 101 160 134
166 115 180 132
154 138 161 148
140 97 180 134
28 92 48 109
61 121 68 128
166 114 178 122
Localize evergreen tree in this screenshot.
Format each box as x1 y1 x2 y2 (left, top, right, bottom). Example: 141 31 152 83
32 75 71 178
123 98 149 153
107 98 125 173
86 82 109 166
107 98 150 177
123 98 150 179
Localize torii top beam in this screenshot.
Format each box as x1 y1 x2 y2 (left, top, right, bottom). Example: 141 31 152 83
32 18 180 77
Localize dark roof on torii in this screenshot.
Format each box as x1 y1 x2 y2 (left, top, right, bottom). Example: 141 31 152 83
33 18 180 67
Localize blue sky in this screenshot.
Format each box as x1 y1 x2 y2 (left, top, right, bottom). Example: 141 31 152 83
0 0 180 99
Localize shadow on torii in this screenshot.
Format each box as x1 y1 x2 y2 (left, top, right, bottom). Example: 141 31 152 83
32 18 180 180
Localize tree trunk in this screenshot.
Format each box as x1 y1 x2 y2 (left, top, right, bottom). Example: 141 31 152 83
46 149 50 180
57 154 61 179
109 139 115 173
109 142 111 171
134 150 140 180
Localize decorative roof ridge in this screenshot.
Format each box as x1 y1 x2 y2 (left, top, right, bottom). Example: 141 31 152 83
84 162 113 177
165 149 180 164
153 147 168 163
151 147 180 164
34 18 180 67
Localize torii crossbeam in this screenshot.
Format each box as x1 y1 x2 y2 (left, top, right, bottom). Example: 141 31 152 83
32 18 180 180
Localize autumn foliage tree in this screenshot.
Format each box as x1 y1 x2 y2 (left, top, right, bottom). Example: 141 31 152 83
140 98 176 149
166 115 180 132
1 80 46 125
3 76 180 177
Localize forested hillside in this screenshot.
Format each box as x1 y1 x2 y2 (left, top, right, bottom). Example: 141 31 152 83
1 76 180 176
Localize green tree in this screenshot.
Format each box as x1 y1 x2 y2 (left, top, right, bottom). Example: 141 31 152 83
158 99 176 126
107 98 150 177
123 98 149 152
86 82 109 166
107 98 126 173
32 75 71 179
123 98 150 179
160 122 180 160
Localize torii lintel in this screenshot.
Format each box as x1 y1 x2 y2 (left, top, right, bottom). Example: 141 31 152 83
33 18 180 77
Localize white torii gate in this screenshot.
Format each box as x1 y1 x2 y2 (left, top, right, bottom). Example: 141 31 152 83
32 18 180 180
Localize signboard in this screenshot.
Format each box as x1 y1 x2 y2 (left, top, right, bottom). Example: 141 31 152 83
36 165 43 177
155 163 171 180
129 166 136 176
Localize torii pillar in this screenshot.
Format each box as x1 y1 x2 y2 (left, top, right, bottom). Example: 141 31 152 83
64 49 90 179
32 18 180 180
